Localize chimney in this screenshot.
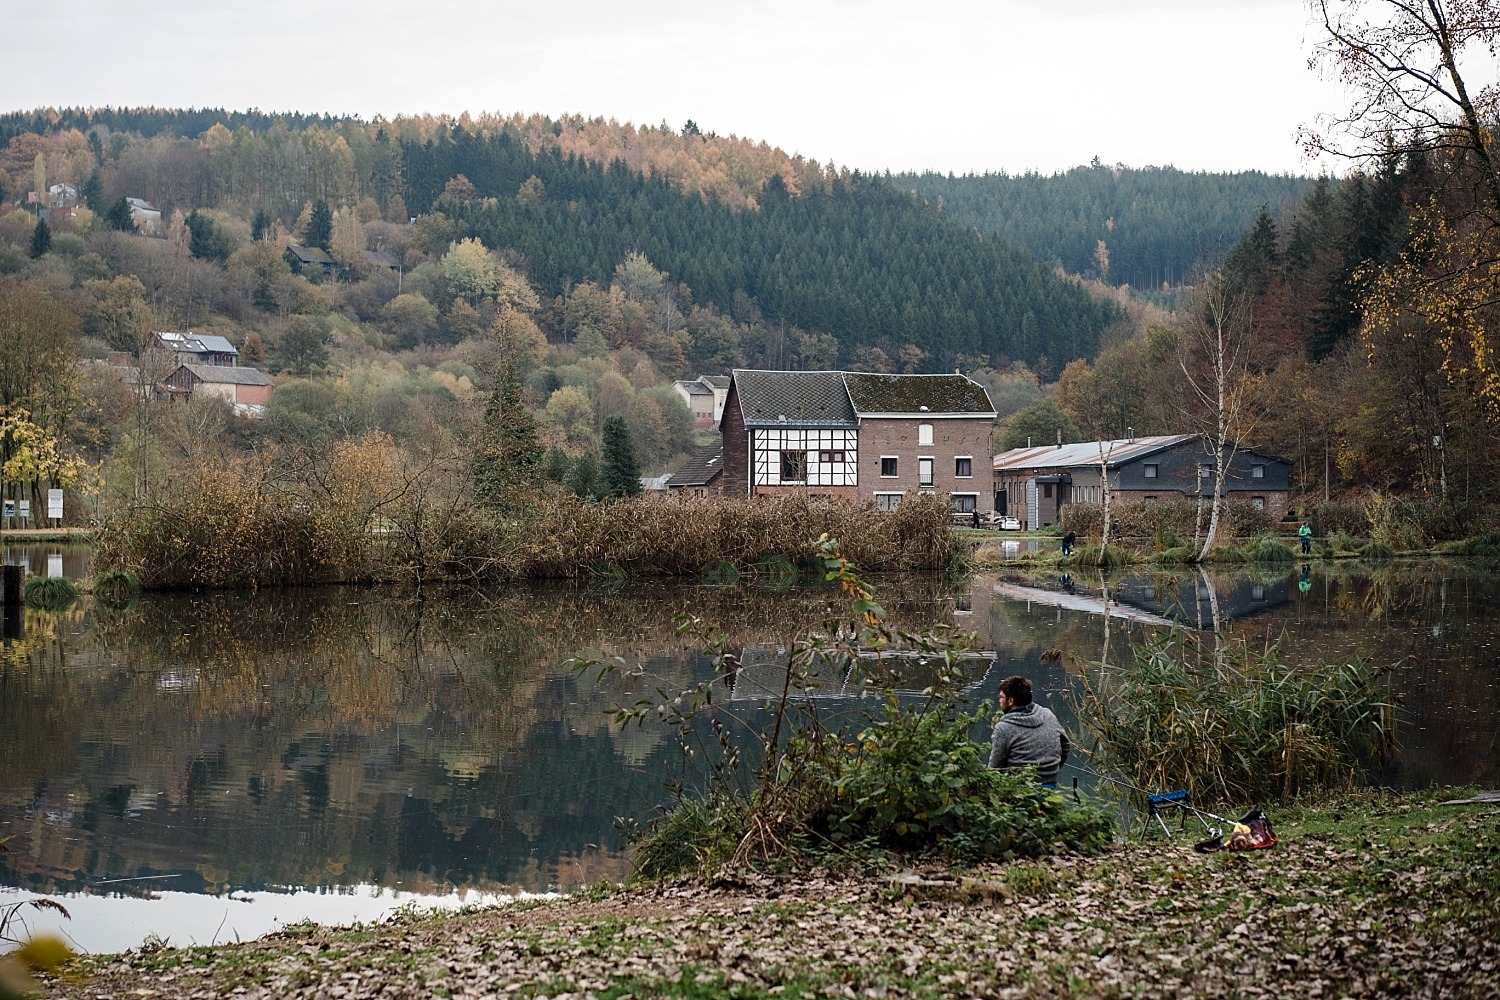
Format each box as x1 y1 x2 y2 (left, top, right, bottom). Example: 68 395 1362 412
1128 426 1134 442
1056 429 1062 449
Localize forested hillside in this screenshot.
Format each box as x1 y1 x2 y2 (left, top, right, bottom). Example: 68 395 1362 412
895 163 1316 291
0 108 1120 371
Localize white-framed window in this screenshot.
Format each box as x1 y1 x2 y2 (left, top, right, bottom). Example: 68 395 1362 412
918 457 934 487
918 423 934 446
1143 463 1159 479
880 456 898 477
1251 464 1265 479
1251 496 1266 509
950 493 978 512
818 449 846 463
875 492 902 511
955 456 972 478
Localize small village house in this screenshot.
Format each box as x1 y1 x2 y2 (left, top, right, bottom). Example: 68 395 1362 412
665 444 725 496
992 434 1291 529
671 375 731 428
126 197 162 234
720 370 997 513
162 364 275 416
284 244 336 276
155 331 240 367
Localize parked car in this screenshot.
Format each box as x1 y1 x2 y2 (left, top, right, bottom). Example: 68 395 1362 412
996 515 1022 531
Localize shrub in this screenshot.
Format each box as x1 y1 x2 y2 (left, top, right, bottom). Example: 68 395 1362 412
1365 492 1426 550
1069 631 1399 804
1244 533 1295 564
1307 502 1370 538
23 575 78 611
1072 542 1129 568
92 568 140 610
612 538 1116 881
1359 540 1396 562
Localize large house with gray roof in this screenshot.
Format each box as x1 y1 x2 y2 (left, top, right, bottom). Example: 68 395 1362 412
155 331 240 367
720 370 997 513
992 434 1291 528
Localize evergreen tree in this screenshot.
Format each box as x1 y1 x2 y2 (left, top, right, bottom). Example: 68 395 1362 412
541 445 570 483
103 196 137 232
29 218 51 258
304 199 333 250
185 211 233 263
80 170 103 212
471 353 543 503
251 208 272 242
565 451 600 500
600 415 642 498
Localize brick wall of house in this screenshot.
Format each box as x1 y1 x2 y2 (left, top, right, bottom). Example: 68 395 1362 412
858 417 993 512
720 387 750 497
236 384 274 407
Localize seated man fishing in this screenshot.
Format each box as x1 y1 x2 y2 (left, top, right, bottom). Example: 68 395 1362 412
988 674 1069 789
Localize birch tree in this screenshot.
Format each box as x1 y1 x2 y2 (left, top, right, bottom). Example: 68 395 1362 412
1178 274 1258 561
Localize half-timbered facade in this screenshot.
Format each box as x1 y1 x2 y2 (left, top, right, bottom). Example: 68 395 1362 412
720 370 996 511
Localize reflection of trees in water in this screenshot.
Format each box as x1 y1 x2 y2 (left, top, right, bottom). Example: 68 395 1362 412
0 576 971 897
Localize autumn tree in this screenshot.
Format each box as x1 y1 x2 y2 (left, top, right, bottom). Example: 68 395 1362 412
1305 0 1500 408
278 316 333 375
997 399 1080 451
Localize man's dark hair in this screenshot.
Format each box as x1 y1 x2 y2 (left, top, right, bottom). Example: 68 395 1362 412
999 675 1033 707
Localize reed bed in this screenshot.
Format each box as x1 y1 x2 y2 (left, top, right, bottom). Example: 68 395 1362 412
1069 631 1399 805
96 458 962 589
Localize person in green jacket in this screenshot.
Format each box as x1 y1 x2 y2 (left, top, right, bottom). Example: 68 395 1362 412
1298 521 1313 555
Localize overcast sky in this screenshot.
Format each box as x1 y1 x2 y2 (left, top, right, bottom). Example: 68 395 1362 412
7 0 1353 176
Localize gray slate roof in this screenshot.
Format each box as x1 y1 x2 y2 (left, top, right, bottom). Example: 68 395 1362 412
731 370 857 428
286 245 336 265
730 370 995 428
668 445 724 487
179 364 274 386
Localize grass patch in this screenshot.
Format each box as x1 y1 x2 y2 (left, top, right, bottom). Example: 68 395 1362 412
22 574 78 611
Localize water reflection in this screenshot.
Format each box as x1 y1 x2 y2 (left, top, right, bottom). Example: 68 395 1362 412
1 562 1496 952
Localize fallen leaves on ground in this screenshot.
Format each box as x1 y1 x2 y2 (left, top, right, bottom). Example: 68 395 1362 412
45 793 1500 999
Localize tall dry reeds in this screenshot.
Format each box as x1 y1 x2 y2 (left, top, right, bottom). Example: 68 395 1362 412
97 453 963 589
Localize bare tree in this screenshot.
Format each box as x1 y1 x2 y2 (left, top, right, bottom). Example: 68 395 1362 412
1302 0 1500 218
1178 275 1258 562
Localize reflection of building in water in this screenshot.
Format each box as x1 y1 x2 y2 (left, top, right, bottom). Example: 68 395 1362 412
985 571 1291 630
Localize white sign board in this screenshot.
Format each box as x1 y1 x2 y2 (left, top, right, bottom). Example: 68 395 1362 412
47 489 63 520
18 500 30 519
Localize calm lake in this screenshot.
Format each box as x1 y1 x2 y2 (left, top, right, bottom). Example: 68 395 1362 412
2 545 1497 953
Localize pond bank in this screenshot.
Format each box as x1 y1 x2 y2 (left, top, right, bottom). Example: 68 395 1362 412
47 789 1500 999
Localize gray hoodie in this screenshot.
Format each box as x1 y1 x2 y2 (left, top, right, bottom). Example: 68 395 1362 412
988 703 1070 784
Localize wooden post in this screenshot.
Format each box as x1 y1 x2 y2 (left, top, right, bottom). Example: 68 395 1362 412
1 563 23 605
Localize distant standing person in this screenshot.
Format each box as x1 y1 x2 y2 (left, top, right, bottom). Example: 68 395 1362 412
1298 521 1313 555
989 675 1070 788
1061 530 1076 557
